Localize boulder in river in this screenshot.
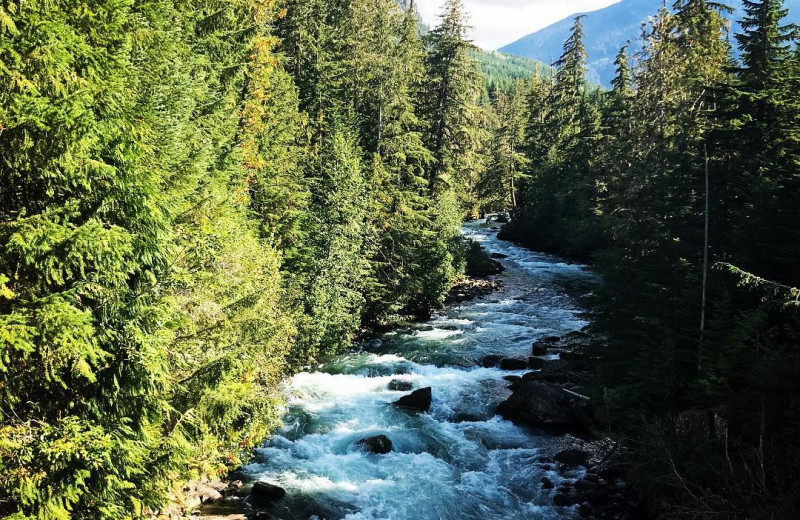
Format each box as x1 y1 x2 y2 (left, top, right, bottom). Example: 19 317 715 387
496 372 591 430
356 435 393 454
553 492 580 507
481 355 502 368
490 252 508 259
465 242 505 277
555 449 590 468
499 358 528 371
393 387 432 412
541 476 555 489
541 336 561 344
387 379 413 392
532 342 549 356
250 482 286 506
528 357 545 370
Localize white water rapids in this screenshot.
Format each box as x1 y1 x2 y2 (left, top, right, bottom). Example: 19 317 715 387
238 220 598 520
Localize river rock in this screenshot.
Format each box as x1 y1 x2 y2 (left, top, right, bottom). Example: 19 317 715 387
555 449 590 468
541 476 555 489
499 358 528 370
465 242 505 277
496 375 591 430
542 336 561 344
393 387 432 412
504 375 522 383
532 342 549 356
356 435 393 454
528 357 545 370
387 379 413 391
481 355 502 368
490 252 508 259
553 492 580 507
250 482 286 506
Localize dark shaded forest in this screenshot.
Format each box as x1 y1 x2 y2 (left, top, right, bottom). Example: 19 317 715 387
496 1 800 517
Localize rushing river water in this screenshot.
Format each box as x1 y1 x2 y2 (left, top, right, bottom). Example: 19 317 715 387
239 220 598 520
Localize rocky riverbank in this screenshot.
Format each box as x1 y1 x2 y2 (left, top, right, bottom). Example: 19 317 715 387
488 335 641 519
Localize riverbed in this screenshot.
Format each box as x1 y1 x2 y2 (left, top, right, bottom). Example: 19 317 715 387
238 220 598 520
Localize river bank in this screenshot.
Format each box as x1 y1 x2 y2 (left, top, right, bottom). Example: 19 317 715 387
191 220 636 520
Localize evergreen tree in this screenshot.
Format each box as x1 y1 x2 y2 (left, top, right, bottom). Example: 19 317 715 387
504 16 602 258
477 85 529 212
421 0 485 198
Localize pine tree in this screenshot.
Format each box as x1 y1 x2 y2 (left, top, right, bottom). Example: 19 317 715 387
504 16 602 258
723 0 800 287
478 85 529 212
421 0 485 197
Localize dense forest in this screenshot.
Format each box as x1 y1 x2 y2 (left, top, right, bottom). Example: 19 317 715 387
0 0 488 517
497 0 800 517
1 0 799 518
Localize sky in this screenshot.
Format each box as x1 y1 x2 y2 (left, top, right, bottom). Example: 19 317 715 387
415 0 622 50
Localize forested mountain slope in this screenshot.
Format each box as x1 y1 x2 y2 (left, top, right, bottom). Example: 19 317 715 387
501 0 800 84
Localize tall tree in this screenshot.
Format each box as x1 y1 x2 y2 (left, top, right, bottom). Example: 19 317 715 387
421 0 485 197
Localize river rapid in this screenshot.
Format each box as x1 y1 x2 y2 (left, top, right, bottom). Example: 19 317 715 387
238 220 598 520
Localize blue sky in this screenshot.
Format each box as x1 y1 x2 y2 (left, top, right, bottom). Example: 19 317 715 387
416 0 621 50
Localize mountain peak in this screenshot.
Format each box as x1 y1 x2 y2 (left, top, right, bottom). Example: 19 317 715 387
500 0 800 86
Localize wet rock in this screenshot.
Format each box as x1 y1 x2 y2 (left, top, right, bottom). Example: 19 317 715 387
393 387 432 412
532 342 549 356
481 355 502 368
504 375 522 383
194 483 224 504
555 449 590 468
497 377 591 430
499 358 528 370
465 242 505 277
356 435 393 454
446 279 502 304
250 482 286 506
387 379 413 391
528 357 545 370
578 502 593 517
490 252 508 259
542 336 561 344
553 493 580 507
541 476 555 489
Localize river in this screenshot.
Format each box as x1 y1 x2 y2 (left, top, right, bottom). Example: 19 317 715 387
237 220 598 520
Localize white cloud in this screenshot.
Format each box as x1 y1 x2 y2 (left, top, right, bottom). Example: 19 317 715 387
416 0 622 50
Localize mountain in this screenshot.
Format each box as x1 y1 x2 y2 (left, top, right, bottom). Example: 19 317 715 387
472 50 551 94
500 0 800 86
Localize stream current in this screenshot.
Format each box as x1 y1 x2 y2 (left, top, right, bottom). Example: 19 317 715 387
239 220 598 520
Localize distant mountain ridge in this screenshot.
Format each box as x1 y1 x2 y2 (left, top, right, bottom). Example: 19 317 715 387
500 0 800 86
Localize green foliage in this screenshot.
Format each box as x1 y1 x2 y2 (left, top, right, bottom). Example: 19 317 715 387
471 50 551 98
476 84 529 212
502 16 604 259
499 0 800 516
421 0 487 200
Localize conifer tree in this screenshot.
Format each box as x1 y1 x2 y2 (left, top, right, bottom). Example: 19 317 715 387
421 0 485 197
505 16 602 257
